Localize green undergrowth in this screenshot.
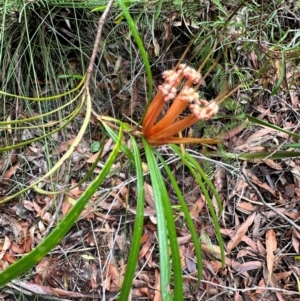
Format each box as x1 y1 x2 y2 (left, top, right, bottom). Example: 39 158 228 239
0 1 300 300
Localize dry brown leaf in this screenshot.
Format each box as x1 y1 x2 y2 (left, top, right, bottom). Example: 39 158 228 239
227 212 257 251
10 241 25 254
257 239 267 256
261 159 283 171
233 260 262 274
237 247 257 259
52 138 76 155
177 234 192 245
206 260 223 273
138 287 151 298
289 89 299 108
140 232 149 244
247 291 258 301
128 207 156 217
263 264 278 288
221 119 248 140
6 115 12 136
275 271 292 281
0 150 17 171
292 228 300 253
241 236 259 253
8 280 104 298
244 128 277 144
179 245 186 268
3 252 16 263
243 168 276 196
221 228 257 252
266 229 277 281
214 166 226 191
0 214 23 238
86 151 100 163
234 292 241 301
256 278 269 294
250 50 258 69
153 269 161 301
252 213 264 238
144 183 155 209
0 236 11 260
237 201 258 213
275 292 285 301
2 163 20 183
138 239 152 261
264 208 300 220
108 264 123 289
186 244 196 273
189 197 205 219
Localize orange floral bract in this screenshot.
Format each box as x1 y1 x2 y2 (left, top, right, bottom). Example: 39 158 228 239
142 64 220 146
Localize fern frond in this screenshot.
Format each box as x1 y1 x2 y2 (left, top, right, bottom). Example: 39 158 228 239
201 146 214 178
217 143 236 167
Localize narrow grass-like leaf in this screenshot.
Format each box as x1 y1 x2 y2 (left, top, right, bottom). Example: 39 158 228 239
271 53 285 96
0 75 85 100
208 150 300 161
0 91 87 204
0 92 82 126
143 140 172 301
101 121 134 161
117 0 152 104
155 158 183 301
219 113 300 140
158 153 203 287
170 145 225 267
239 151 300 160
0 122 123 287
247 114 300 140
0 98 83 153
118 136 144 301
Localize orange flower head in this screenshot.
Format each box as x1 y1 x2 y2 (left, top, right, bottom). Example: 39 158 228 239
142 64 220 146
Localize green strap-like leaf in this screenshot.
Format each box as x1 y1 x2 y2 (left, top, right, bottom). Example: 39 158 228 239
171 145 225 267
117 0 152 105
158 153 203 288
0 110 123 287
143 140 172 301
117 136 144 301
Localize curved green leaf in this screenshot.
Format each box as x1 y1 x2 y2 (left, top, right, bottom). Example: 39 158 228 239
171 145 225 267
0 116 123 287
158 153 203 288
117 0 152 104
117 136 144 301
143 140 172 301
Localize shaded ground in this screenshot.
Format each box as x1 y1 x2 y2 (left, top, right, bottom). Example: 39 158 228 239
1 1 300 300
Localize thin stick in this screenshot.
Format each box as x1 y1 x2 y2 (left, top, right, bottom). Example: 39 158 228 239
84 0 115 88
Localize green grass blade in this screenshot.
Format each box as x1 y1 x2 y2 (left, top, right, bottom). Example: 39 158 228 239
239 151 300 160
0 124 124 287
143 140 172 301
170 145 225 267
101 121 134 161
117 0 153 104
117 136 144 301
158 153 203 287
221 113 300 141
246 114 300 140
155 159 183 301
271 53 285 96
